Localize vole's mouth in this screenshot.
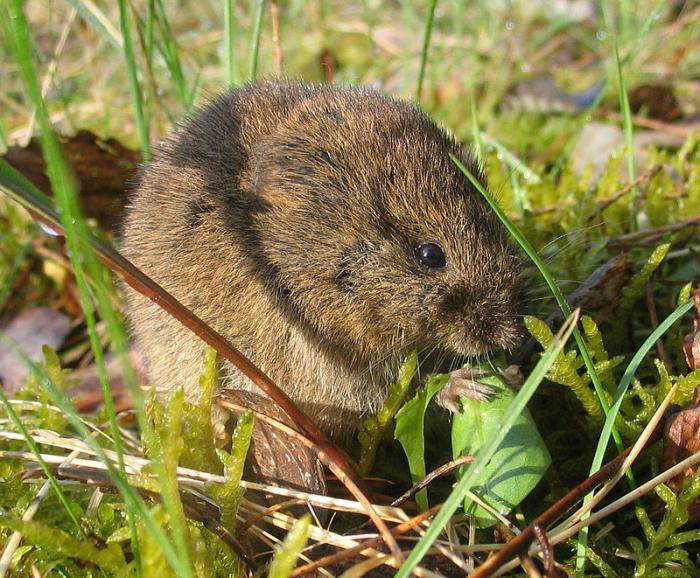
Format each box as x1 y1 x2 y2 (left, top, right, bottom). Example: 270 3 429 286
442 322 522 358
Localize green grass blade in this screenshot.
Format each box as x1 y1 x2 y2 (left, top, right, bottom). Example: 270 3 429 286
117 0 151 160
479 132 541 184
0 120 8 153
0 240 32 310
592 297 694 474
248 0 265 80
469 95 483 161
154 0 190 112
0 157 193 576
145 0 155 68
0 158 61 225
606 9 635 184
396 311 579 577
361 0 375 55
5 7 130 502
0 340 186 574
0 161 187 571
5 4 193 574
575 298 694 574
415 0 437 102
64 0 123 49
552 0 663 179
5 4 148 571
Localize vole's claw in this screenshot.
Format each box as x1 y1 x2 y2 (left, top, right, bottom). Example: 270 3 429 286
499 364 523 387
436 367 494 413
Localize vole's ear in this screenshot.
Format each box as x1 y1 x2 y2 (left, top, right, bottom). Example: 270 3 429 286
247 128 335 213
247 133 299 212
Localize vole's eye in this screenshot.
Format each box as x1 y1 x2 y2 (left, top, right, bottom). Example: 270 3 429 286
414 242 446 268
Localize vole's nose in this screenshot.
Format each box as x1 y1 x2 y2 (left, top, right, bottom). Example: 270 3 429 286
459 303 522 353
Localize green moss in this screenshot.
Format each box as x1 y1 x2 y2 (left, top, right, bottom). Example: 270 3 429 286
209 410 254 531
181 348 222 473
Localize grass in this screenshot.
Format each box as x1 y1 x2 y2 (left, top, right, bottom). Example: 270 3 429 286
1 1 700 576
117 0 150 160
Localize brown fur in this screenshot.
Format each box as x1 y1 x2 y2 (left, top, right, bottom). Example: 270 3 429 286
122 80 522 439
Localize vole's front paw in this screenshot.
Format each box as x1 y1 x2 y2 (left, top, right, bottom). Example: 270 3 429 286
435 367 494 413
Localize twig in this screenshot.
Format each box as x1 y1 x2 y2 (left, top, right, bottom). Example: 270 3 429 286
391 454 474 507
532 523 561 577
470 398 668 578
468 439 649 577
53 465 257 571
608 214 700 246
236 498 306 535
290 505 442 577
587 165 662 222
0 427 404 520
497 524 539 578
605 111 694 139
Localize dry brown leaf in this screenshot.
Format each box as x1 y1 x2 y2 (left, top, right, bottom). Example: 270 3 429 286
219 389 326 498
683 288 700 370
3 130 139 232
629 84 683 122
662 386 700 518
0 307 71 394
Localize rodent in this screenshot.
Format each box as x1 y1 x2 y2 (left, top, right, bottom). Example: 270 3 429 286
122 80 522 440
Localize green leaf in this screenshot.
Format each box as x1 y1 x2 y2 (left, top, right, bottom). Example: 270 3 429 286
394 373 449 511
451 373 551 528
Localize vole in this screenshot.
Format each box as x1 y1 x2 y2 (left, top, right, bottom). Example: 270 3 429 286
122 80 522 440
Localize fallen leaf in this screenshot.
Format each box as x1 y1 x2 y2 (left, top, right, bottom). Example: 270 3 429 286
217 389 326 498
683 288 700 370
0 307 71 394
3 130 139 232
629 84 683 122
662 387 700 520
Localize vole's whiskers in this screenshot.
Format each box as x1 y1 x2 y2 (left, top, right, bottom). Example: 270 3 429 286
416 344 440 381
538 222 604 258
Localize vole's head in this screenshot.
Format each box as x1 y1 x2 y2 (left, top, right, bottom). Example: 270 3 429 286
251 87 522 361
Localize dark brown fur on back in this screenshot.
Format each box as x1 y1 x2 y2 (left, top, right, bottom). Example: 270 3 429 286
122 80 521 439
